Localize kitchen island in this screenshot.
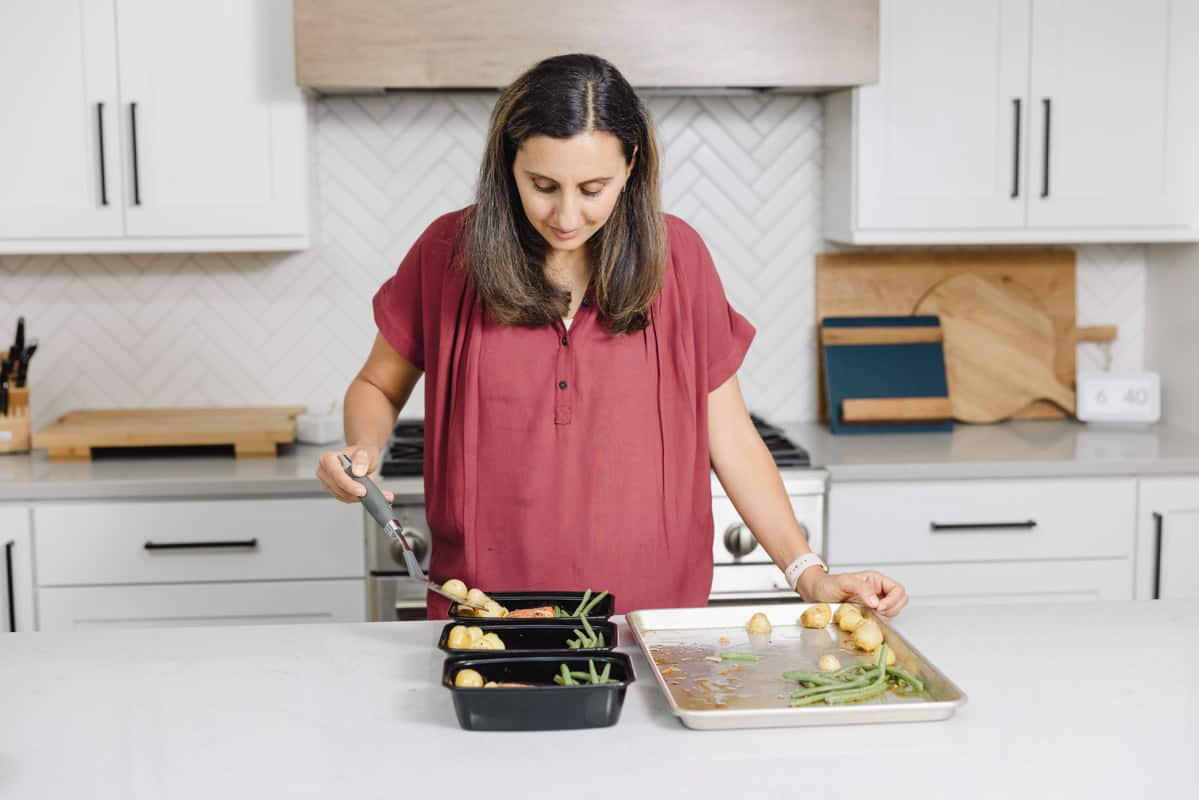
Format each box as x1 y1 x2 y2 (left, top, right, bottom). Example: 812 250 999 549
1 601 1194 799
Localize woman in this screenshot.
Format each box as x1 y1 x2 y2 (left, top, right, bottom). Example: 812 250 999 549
317 53 908 619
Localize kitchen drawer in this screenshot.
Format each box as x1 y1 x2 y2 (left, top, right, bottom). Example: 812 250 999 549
37 579 365 631
828 477 1136 565
35 498 364 586
828 558 1133 606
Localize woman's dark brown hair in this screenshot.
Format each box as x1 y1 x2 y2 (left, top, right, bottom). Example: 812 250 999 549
462 53 667 335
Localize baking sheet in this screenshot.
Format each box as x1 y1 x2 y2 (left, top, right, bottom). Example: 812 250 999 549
626 602 967 730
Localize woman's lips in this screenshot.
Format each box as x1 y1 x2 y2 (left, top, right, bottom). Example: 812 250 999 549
549 226 578 240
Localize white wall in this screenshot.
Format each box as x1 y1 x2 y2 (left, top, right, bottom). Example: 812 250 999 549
0 93 1147 430
1146 244 1199 431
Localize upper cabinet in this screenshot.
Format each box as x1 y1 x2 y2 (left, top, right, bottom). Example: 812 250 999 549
295 0 879 91
0 0 308 254
824 0 1199 244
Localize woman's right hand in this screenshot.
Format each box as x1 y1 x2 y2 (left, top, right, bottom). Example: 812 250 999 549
316 444 394 504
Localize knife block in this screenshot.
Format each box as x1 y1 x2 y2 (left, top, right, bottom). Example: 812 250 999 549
0 386 30 454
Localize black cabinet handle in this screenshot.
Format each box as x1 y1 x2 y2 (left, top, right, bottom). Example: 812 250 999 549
1040 98 1051 198
1011 98 1022 198
96 102 108 206
144 538 259 551
930 520 1037 532
130 102 141 206
1152 512 1163 600
4 540 15 633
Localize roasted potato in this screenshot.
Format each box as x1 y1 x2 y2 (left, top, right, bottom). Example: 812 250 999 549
818 654 842 672
454 668 484 688
800 603 832 629
746 612 772 635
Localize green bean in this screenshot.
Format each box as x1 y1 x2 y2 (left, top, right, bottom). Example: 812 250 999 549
572 589 592 617
589 659 600 684
579 590 608 617
781 671 841 684
597 631 605 648
789 674 875 699
581 615 595 640
553 675 564 685
886 666 925 693
560 663 574 686
825 681 890 705
719 652 760 662
567 640 579 649
600 663 612 683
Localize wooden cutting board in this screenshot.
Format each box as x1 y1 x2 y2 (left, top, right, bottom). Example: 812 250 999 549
33 406 306 461
815 249 1079 420
914 274 1074 422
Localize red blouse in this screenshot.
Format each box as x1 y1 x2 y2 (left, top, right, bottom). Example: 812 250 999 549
373 207 754 617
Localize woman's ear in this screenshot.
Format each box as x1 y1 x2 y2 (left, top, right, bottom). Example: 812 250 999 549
627 144 638 179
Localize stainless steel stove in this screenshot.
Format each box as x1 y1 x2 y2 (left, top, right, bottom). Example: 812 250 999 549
369 415 826 620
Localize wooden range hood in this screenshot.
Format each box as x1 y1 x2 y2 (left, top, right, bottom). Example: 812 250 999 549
295 0 878 93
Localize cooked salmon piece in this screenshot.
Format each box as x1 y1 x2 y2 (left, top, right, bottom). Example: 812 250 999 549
505 606 556 618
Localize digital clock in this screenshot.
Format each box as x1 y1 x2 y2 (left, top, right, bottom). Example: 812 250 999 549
1076 371 1161 423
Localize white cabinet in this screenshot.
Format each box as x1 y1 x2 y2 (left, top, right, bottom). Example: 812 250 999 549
35 498 363 586
1 505 36 632
0 1 123 239
827 476 1137 606
824 0 1199 244
0 0 308 254
1135 477 1199 600
34 497 367 631
38 581 364 632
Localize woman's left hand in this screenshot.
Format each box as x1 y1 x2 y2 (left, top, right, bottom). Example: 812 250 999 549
805 570 909 618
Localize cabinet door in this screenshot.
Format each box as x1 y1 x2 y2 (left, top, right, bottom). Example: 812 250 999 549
1134 477 1199 599
37 580 366 631
1155 510 1199 601
828 559 1133 606
0 0 124 239
855 0 1030 230
1028 0 1195 228
0 506 35 632
114 0 307 237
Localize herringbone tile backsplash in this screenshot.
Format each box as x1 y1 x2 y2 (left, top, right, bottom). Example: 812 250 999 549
0 93 1146 431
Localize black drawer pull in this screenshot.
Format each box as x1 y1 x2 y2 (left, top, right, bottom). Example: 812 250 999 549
5 540 15 633
1010 98 1021 198
130 102 141 205
1152 512 1163 600
930 520 1037 532
144 538 259 551
1040 98 1051 198
96 102 108 206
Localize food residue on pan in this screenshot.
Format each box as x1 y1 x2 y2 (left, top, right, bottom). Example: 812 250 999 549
645 622 929 712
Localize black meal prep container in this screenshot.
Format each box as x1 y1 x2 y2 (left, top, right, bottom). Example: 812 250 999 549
443 652 636 731
447 590 616 624
437 620 618 654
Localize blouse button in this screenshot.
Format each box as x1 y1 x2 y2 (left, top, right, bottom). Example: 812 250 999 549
561 336 569 346
558 380 568 390
581 298 592 307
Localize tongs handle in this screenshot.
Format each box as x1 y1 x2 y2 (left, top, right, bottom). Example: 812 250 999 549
337 454 394 531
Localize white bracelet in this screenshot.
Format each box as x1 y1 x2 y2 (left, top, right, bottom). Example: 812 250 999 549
784 553 828 595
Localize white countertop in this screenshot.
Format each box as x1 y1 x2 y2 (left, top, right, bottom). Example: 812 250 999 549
3 419 1199 501
784 419 1199 481
1 601 1194 799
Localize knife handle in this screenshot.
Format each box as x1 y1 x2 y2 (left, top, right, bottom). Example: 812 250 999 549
337 453 394 530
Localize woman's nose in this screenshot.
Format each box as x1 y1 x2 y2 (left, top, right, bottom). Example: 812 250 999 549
553 194 582 229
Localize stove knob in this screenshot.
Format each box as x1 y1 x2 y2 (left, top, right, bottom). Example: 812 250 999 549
723 523 758 558
391 527 429 564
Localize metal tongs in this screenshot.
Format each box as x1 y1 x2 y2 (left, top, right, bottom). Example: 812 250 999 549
338 454 485 611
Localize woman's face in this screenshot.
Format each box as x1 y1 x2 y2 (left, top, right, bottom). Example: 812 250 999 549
512 131 635 253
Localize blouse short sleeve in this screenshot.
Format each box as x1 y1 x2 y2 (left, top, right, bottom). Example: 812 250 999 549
372 237 426 370
687 224 756 391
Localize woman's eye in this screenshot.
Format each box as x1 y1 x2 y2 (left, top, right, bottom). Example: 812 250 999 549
581 188 602 198
534 184 556 194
